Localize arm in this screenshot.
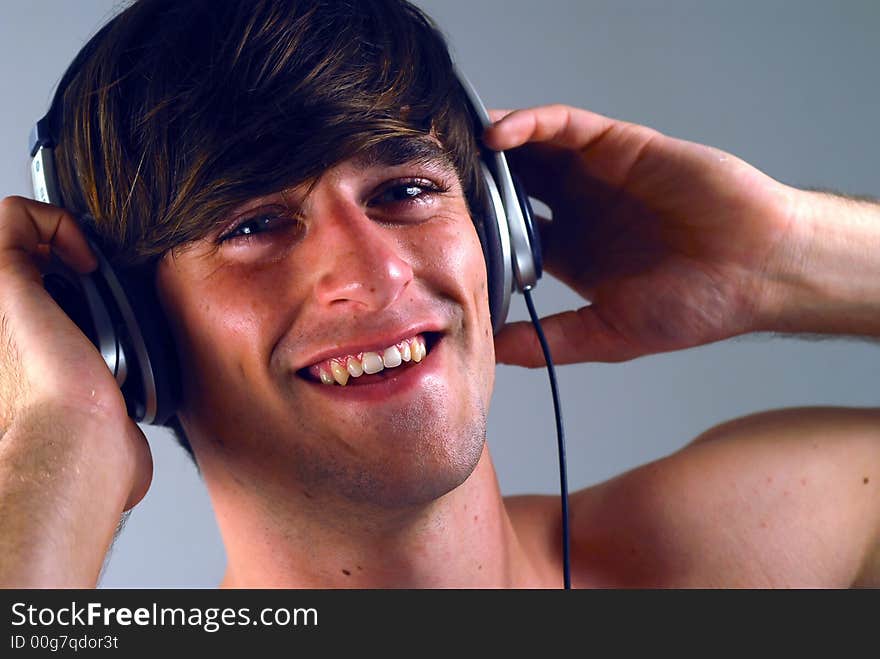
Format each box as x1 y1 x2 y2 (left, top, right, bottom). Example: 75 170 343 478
0 405 148 587
0 196 151 587
483 106 880 586
762 190 880 339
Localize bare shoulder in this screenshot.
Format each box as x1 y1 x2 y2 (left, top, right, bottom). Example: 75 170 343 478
503 493 566 585
512 406 880 588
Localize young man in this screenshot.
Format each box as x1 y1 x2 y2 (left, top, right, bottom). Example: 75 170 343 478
0 0 878 587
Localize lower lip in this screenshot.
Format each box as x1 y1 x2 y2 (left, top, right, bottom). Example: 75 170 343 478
299 338 444 402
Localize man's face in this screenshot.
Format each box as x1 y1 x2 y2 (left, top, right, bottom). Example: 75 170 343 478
156 138 496 509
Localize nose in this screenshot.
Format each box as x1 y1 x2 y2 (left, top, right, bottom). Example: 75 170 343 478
312 200 414 312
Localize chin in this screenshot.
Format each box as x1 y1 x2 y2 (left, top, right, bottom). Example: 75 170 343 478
280 395 489 511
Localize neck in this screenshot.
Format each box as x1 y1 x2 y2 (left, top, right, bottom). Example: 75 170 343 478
202 445 535 588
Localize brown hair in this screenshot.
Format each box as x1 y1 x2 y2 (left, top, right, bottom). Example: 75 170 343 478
52 0 482 267
48 0 484 457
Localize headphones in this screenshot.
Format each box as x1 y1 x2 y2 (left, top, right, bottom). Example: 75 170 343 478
29 11 569 590
29 43 543 427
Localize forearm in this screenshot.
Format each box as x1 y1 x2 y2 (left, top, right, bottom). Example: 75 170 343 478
760 188 880 338
0 406 137 587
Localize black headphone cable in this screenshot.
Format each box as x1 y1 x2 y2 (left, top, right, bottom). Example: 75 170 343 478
522 287 571 589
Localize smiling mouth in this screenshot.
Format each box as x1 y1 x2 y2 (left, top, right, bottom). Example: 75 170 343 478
297 332 441 386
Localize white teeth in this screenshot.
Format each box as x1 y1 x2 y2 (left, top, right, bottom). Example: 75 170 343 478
361 351 384 375
313 334 431 385
346 357 364 378
330 361 350 386
382 346 402 368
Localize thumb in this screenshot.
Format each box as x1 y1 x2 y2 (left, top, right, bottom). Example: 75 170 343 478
493 306 642 367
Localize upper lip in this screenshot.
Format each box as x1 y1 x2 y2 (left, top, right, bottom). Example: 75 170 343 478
292 322 445 371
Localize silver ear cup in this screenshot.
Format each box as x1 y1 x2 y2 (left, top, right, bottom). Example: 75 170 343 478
88 243 160 424
43 242 160 424
79 272 128 385
30 146 61 206
485 148 539 292
454 67 540 293
512 174 543 280
479 162 513 332
31 135 136 398
41 260 126 385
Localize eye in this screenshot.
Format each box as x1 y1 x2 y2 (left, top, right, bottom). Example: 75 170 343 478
219 211 299 244
371 179 447 207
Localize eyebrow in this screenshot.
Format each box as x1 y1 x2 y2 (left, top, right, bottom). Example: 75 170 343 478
354 136 458 174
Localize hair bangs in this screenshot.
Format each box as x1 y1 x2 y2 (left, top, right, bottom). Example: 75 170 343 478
54 0 481 267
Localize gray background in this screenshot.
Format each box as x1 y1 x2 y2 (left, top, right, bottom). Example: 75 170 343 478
1 1 878 587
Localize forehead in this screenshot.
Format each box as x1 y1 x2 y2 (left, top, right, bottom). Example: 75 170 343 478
351 135 458 174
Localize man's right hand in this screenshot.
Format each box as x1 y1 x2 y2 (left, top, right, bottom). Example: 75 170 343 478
0 196 152 587
484 105 880 366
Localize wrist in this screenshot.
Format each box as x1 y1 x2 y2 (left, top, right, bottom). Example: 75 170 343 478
758 187 880 337
0 404 149 586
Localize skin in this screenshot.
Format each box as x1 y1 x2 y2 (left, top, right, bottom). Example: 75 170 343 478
0 104 878 587
156 153 532 587
485 106 880 587
0 198 151 586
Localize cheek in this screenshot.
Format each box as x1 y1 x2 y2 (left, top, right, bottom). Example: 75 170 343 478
415 218 488 304
156 259 291 396
414 218 494 359
455 221 493 337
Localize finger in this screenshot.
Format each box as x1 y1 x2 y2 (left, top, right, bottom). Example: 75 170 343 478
487 108 516 123
482 104 616 152
484 105 668 191
0 197 97 273
502 142 580 207
493 306 643 367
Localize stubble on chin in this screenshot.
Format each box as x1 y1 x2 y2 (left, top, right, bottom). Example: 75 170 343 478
286 393 489 512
